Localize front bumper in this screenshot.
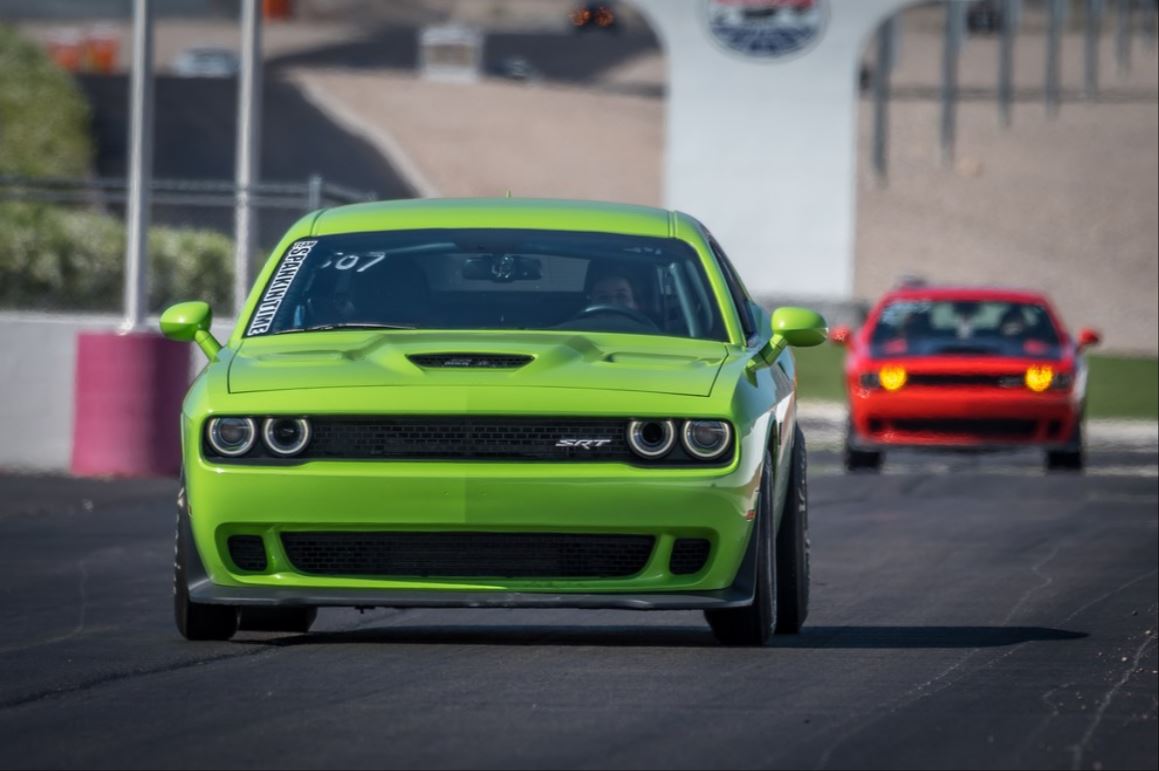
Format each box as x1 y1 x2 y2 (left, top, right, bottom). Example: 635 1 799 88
183 424 765 603
848 387 1081 449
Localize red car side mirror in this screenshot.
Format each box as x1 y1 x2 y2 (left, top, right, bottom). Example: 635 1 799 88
829 325 852 346
1077 328 1101 349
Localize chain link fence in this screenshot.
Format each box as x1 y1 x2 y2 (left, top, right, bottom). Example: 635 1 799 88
0 174 377 313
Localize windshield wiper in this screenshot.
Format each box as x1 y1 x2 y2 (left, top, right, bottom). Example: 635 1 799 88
274 322 418 334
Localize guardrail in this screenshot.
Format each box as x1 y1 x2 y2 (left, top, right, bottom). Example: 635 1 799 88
0 174 376 212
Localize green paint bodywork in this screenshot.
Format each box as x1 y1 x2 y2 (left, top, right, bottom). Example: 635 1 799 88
166 198 825 603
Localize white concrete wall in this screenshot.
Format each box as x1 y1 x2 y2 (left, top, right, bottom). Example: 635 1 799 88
631 0 929 300
0 312 233 473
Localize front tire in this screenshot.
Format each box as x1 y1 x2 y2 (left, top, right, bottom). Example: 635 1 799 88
175 482 238 641
775 426 810 634
705 451 777 646
844 420 883 472
1046 417 1085 472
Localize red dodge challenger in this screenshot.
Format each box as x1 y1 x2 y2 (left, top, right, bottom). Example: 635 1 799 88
830 286 1100 472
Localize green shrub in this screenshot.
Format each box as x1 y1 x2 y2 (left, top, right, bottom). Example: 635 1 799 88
0 23 92 178
0 203 234 313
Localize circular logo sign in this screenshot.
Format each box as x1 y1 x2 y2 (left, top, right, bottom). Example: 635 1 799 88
706 0 827 60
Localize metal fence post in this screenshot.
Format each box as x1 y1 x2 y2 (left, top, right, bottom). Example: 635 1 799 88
307 174 323 211
998 0 1017 126
1116 0 1133 74
122 0 153 331
233 0 263 318
1046 0 1064 116
1085 0 1103 98
872 16 897 186
941 2 965 165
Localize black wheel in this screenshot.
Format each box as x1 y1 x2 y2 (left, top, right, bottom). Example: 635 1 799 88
844 422 883 472
239 607 318 633
1046 417 1084 472
705 451 776 646
775 426 810 635
175 482 238 641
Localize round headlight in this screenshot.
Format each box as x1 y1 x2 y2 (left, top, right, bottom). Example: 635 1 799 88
627 419 676 459
879 365 907 392
207 417 256 457
1025 365 1054 393
262 417 311 457
682 420 732 460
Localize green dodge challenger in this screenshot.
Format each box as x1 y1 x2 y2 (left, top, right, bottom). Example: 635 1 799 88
160 198 827 645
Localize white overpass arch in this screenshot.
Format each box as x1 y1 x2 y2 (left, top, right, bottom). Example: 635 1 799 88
630 0 933 300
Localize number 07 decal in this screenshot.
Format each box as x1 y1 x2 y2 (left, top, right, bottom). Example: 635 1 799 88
318 253 386 273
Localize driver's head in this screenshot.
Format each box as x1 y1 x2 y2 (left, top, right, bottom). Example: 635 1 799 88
999 306 1026 337
590 275 638 310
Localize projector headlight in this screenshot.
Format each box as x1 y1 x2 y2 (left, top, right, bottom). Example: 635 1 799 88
626 419 676 459
681 420 732 461
262 417 312 457
207 417 256 457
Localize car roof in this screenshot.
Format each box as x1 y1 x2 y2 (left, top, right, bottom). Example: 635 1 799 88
309 198 676 240
878 286 1053 305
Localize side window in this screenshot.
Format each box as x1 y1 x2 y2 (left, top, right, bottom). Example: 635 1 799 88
708 237 757 341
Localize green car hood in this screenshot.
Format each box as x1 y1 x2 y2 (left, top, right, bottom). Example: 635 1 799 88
228 331 730 397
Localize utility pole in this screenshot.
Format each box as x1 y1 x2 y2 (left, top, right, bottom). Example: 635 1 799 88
234 0 263 317
122 0 153 331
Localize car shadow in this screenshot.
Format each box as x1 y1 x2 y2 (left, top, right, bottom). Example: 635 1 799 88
246 624 1087 649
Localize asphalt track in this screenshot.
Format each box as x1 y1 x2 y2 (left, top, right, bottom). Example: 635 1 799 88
0 447 1155 770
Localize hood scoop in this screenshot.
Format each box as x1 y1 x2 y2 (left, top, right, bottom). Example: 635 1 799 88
407 353 534 369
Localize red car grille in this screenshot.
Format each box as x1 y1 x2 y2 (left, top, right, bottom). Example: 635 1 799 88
905 373 1023 388
889 418 1038 439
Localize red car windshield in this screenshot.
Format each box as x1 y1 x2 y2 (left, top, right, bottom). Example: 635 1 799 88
869 299 1062 358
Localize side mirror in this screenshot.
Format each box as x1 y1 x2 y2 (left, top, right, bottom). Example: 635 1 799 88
829 324 852 346
1077 328 1101 350
763 307 828 362
160 301 222 361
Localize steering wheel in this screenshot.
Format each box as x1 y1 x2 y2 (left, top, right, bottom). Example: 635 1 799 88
573 304 659 330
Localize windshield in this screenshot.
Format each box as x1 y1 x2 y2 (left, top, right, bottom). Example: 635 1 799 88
869 299 1062 358
245 229 727 341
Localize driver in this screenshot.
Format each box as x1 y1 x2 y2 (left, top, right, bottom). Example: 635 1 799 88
589 274 640 311
555 265 658 333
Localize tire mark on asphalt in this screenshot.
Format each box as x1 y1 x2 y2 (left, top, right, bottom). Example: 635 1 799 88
1062 568 1159 623
1069 627 1158 771
0 647 276 713
0 560 90 656
0 607 412 712
1010 680 1074 765
809 542 1065 770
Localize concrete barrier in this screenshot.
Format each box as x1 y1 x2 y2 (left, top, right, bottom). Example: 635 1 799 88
0 311 232 473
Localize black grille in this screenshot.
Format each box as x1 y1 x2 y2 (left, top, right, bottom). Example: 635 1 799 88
307 418 629 461
281 532 655 578
408 354 533 369
907 373 1022 388
669 538 711 575
227 535 268 572
891 418 1037 438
